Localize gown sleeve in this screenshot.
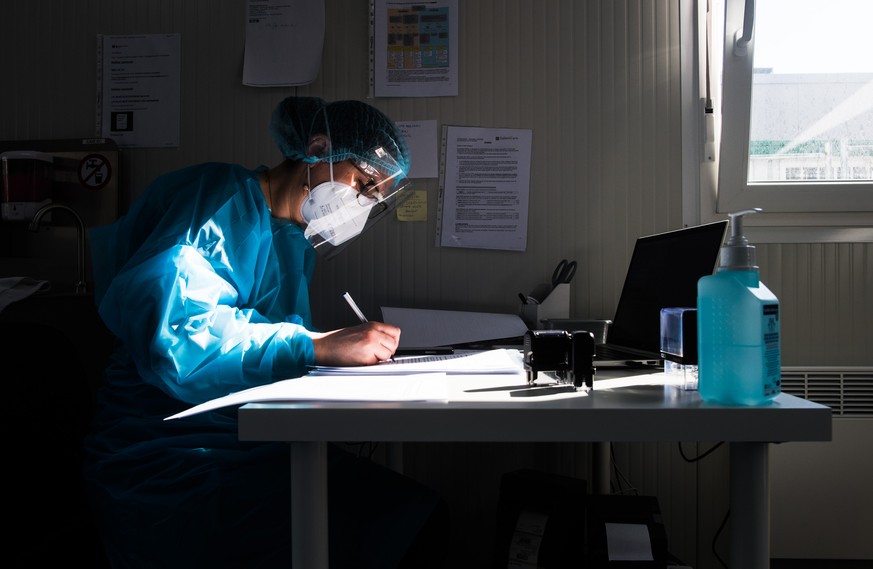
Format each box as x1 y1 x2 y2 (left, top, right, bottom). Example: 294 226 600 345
90 163 317 405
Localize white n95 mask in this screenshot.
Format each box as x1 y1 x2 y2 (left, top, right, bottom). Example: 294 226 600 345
300 180 376 247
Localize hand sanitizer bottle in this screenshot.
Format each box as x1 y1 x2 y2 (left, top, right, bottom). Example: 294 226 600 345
697 209 781 405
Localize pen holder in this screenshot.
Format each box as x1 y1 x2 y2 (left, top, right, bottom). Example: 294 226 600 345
519 283 570 329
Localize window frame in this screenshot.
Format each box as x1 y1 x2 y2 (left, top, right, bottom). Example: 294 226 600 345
682 0 873 243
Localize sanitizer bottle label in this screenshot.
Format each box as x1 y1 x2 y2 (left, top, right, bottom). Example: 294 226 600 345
763 303 781 397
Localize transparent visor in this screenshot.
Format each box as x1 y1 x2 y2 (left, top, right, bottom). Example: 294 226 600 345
303 146 412 259
352 145 408 202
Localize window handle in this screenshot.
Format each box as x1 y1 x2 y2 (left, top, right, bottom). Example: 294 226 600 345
733 0 755 56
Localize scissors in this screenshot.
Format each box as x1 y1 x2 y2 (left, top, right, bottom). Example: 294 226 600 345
551 259 577 288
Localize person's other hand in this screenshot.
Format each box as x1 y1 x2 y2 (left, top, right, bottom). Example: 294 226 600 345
311 321 401 366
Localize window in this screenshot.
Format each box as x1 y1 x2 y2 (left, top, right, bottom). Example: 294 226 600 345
702 0 873 242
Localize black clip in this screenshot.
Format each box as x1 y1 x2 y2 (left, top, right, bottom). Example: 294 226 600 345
522 329 596 390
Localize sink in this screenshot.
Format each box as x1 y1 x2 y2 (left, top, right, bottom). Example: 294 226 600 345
1 206 93 295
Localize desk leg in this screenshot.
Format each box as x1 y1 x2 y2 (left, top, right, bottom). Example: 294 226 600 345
592 442 610 494
291 441 328 569
730 442 769 569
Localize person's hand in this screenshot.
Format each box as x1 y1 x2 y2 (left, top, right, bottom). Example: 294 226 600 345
310 321 401 366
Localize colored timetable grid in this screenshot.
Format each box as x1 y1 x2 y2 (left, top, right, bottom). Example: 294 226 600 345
386 6 449 69
372 0 458 97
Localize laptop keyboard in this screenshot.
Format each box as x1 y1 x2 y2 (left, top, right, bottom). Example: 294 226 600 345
596 344 661 363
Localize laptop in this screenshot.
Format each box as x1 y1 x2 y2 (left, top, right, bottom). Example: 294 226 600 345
594 220 729 366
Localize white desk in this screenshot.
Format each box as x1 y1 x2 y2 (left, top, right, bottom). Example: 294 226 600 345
238 369 832 569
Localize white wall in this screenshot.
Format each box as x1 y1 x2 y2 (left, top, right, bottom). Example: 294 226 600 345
771 418 873 560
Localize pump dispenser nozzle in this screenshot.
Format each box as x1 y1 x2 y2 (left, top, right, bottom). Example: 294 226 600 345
719 208 762 271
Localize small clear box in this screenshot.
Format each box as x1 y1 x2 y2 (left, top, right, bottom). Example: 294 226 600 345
660 307 698 391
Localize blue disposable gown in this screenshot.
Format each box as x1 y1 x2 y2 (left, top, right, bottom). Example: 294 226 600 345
83 164 439 568
90 162 317 405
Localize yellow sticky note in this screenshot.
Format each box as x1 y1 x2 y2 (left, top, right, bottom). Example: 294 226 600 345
396 190 427 221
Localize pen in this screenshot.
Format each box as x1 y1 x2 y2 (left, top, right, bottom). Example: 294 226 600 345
343 291 368 322
342 292 396 362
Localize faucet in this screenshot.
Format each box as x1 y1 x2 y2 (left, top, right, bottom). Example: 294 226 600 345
28 203 87 295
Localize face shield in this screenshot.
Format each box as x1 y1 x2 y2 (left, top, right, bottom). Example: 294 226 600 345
300 145 411 259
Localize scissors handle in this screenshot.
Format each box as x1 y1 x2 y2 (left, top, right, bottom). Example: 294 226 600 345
552 259 577 286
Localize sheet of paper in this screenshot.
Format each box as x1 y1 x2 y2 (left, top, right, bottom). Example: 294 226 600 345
395 190 427 221
508 510 549 567
381 306 529 348
397 120 439 178
165 373 448 421
605 523 654 561
242 0 324 87
436 125 533 251
96 34 181 148
372 0 459 97
310 348 524 375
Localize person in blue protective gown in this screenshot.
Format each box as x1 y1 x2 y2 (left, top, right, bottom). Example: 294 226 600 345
83 96 446 569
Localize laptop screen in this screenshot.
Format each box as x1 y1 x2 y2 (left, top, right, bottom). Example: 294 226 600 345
606 220 729 355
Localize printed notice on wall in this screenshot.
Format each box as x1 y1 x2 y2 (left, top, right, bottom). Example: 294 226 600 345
397 120 439 179
371 0 459 98
436 126 532 251
96 34 181 148
242 0 324 87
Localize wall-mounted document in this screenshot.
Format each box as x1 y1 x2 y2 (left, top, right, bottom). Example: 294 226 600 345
397 120 439 179
96 34 181 148
243 0 324 87
371 0 459 97
435 125 532 251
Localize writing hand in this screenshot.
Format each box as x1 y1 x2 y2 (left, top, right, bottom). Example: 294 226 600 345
311 321 401 366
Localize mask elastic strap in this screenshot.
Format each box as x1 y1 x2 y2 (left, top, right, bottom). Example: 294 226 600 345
307 159 335 191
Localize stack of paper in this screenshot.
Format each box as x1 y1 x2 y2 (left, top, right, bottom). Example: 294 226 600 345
165 373 450 421
309 348 524 376
165 350 524 421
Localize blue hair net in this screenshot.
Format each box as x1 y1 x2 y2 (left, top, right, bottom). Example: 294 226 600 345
270 97 410 183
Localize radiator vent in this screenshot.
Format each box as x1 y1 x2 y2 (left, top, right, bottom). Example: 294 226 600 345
781 367 873 416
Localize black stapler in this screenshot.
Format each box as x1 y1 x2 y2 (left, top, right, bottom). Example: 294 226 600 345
522 329 596 391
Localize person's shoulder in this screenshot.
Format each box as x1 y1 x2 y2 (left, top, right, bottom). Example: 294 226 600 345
150 162 255 190
170 162 249 175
